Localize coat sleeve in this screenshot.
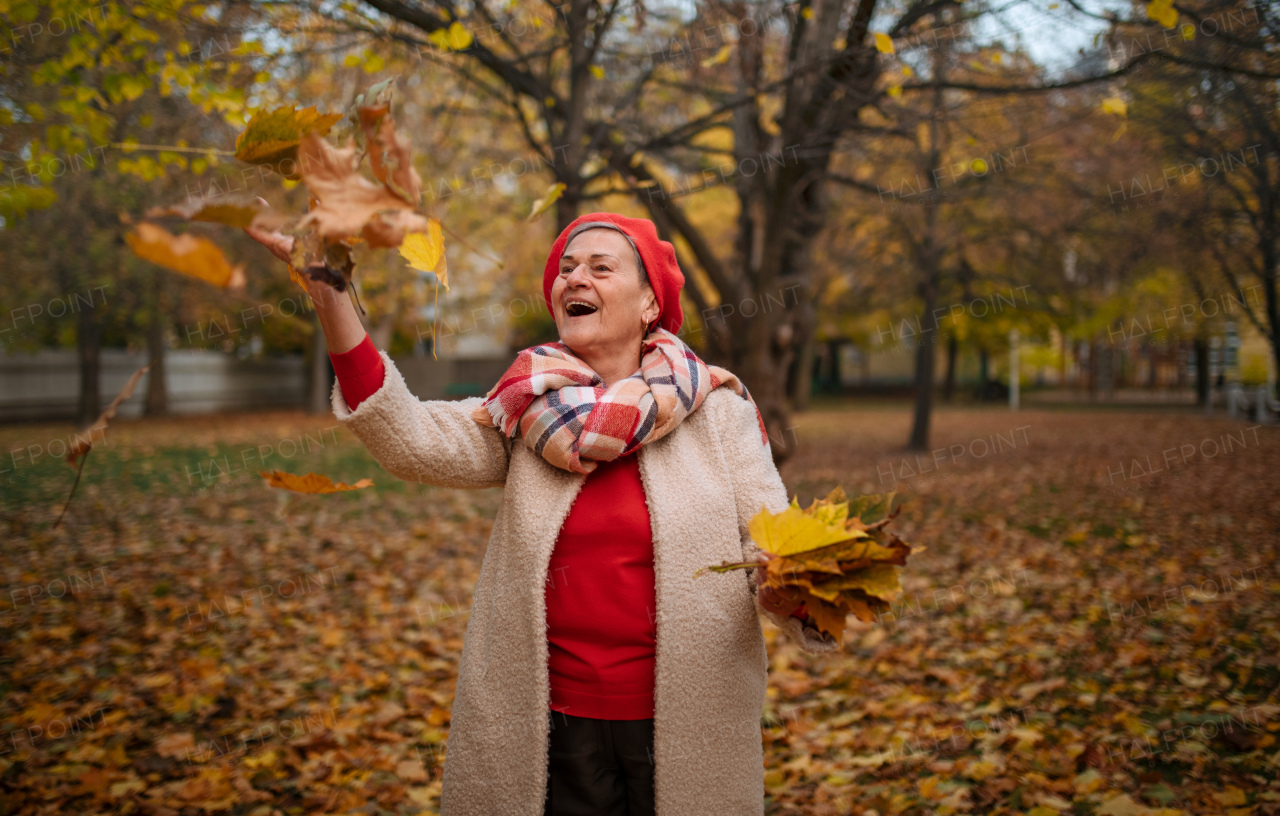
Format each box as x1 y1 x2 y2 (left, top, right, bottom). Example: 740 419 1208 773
331 350 511 489
716 392 840 655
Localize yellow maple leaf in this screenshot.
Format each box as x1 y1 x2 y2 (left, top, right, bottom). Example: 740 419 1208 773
749 499 858 556
875 32 895 54
400 220 448 290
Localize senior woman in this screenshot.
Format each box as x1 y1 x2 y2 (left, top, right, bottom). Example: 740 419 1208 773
247 211 838 816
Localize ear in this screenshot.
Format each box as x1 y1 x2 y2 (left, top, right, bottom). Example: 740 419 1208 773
640 288 660 327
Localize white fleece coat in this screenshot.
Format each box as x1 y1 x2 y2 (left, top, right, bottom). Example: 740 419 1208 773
332 352 839 816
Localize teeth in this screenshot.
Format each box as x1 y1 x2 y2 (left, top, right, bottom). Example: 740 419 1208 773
565 300 598 316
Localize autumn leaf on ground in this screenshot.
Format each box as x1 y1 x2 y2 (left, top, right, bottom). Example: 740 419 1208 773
399 221 448 290
527 182 566 222
126 222 246 289
696 487 921 643
234 105 344 178
260 470 374 494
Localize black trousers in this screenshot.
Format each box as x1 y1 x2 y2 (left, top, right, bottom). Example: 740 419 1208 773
544 710 655 816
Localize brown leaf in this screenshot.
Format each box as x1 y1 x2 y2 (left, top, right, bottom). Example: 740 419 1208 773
396 759 428 782
362 110 421 205
145 196 286 230
154 732 197 760
294 133 430 248
126 222 246 289
260 470 374 494
67 365 150 465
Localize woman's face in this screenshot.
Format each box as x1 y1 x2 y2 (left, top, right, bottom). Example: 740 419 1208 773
551 228 659 358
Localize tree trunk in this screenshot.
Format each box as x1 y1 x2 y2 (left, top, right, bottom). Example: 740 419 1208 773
308 313 332 415
828 339 842 394
145 272 168 416
943 333 957 402
76 299 102 426
1195 335 1210 405
908 283 939 450
790 305 817 411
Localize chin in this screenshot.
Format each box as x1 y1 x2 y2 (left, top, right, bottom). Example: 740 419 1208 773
557 324 597 352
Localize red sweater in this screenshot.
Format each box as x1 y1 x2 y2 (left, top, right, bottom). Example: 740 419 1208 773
329 334 809 720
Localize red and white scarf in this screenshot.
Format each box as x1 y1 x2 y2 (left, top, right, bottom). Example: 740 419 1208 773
473 329 768 474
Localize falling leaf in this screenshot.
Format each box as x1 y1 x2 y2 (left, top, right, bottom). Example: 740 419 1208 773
233 105 344 179
146 196 289 231
875 32 895 54
527 182 566 222
126 223 246 289
589 64 605 79
294 133 431 248
65 365 150 467
400 221 448 290
53 364 150 529
260 470 374 493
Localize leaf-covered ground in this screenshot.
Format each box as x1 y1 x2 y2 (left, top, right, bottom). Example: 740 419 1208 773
1 406 1277 815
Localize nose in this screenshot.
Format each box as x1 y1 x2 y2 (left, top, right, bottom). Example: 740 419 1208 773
563 262 590 288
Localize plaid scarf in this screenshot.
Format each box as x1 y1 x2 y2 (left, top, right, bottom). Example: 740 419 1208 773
473 328 768 474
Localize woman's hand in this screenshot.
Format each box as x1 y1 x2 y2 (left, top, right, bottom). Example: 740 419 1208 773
757 584 797 617
754 551 805 618
242 198 367 354
244 217 295 266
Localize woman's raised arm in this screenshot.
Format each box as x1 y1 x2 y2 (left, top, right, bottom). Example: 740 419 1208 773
245 214 511 489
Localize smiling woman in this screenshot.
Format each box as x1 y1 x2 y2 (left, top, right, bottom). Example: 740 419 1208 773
549 222 660 386
244 210 836 816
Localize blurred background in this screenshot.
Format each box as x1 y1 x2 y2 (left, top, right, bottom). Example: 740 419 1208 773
1 0 1278 814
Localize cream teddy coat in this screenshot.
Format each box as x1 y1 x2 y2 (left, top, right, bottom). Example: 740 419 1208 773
331 351 839 816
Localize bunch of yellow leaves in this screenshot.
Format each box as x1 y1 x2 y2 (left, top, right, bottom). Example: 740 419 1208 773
696 488 922 642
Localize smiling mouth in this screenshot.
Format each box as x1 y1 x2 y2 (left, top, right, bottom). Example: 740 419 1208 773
565 300 599 318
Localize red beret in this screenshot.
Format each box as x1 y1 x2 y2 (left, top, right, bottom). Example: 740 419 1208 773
542 211 686 334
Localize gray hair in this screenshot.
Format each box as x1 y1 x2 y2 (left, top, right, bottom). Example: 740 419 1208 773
564 221 650 287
